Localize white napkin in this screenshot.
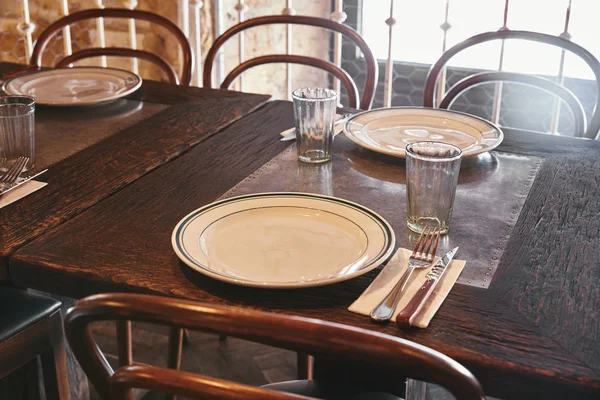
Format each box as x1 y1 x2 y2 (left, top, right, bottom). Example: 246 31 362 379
349 247 466 328
0 180 47 209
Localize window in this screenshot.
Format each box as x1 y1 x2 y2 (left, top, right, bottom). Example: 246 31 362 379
362 0 600 79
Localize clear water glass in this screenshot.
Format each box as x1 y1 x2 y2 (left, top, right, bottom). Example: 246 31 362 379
0 95 35 171
406 141 462 234
292 88 337 164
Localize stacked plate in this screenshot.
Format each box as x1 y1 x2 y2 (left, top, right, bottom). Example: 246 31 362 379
343 107 504 158
2 67 141 106
172 193 395 288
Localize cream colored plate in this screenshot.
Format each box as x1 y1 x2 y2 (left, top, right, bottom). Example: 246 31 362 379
344 107 503 158
172 192 395 288
2 67 141 106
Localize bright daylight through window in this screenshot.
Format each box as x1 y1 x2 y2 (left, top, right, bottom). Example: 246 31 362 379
362 0 599 79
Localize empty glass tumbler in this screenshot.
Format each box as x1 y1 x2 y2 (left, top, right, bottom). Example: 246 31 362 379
406 141 462 234
0 95 35 171
292 88 337 164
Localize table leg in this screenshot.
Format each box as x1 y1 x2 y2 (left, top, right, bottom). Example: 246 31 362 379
47 294 90 400
405 379 427 400
296 353 313 379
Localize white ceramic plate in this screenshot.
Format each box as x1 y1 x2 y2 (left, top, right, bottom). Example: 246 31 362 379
172 192 395 288
2 67 141 106
344 107 503 158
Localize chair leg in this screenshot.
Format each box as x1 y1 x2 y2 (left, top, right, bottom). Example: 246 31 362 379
297 352 313 380
167 327 184 400
182 329 190 346
40 310 70 400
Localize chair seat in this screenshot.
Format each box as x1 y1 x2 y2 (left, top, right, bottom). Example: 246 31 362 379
263 380 402 400
0 287 61 343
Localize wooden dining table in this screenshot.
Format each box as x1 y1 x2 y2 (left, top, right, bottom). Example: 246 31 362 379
2 62 599 400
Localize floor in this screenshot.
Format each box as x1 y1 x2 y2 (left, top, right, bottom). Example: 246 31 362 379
88 321 491 400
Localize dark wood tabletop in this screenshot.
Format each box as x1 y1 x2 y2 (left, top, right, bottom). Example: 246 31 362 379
0 62 270 279
7 82 600 397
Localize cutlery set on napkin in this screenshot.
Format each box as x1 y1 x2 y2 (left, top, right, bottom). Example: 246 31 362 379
350 245 464 328
0 157 47 209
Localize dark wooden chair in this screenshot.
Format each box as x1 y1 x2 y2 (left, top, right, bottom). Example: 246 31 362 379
65 292 485 400
437 71 587 135
30 8 193 86
423 30 600 139
0 287 69 399
203 15 377 110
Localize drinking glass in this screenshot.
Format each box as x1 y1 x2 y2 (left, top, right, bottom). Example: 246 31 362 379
406 141 462 234
0 95 35 171
292 88 337 164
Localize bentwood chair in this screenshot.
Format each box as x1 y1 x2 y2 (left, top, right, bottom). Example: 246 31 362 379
424 30 600 139
30 8 193 86
0 287 69 399
65 293 485 400
203 15 377 110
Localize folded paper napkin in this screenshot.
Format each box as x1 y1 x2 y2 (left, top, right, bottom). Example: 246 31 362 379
349 247 466 328
0 180 47 209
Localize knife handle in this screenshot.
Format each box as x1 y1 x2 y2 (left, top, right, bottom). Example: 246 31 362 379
395 279 436 326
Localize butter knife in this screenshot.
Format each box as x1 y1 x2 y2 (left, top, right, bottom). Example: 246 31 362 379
280 114 349 141
0 169 48 197
395 247 458 326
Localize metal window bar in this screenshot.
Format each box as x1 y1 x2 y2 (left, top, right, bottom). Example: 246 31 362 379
491 0 511 125
234 0 248 91
383 0 396 107
94 0 107 67
18 0 35 60
190 0 204 86
551 0 573 135
59 0 72 59
213 0 225 88
283 1 296 100
331 0 346 99
436 0 451 108
124 0 139 74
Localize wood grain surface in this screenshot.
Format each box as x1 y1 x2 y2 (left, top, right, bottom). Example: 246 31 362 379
0 62 270 280
10 101 600 398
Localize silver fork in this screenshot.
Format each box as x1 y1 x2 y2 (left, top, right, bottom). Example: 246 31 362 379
0 156 29 188
370 226 441 322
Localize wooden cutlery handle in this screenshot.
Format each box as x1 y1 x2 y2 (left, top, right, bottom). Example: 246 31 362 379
395 279 436 326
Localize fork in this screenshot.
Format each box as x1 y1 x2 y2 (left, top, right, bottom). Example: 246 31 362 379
370 226 441 322
0 157 29 188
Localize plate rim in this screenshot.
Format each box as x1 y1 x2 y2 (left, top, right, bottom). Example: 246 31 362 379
2 66 142 106
171 192 396 289
343 106 504 158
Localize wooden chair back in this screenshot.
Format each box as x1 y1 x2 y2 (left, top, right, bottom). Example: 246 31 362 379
423 30 600 139
203 15 377 110
438 71 587 135
30 8 193 86
65 293 485 400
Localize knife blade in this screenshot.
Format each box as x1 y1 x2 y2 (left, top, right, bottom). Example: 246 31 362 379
395 247 458 326
280 114 349 141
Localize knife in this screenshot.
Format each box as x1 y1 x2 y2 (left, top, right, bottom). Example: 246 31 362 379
395 247 458 326
280 114 349 141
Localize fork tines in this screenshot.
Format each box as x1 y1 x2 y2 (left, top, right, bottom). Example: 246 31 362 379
411 226 441 263
0 156 29 184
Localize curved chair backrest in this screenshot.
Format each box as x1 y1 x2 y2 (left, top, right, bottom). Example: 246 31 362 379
203 15 377 110
30 8 193 86
439 71 587 135
424 30 600 139
65 293 485 400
